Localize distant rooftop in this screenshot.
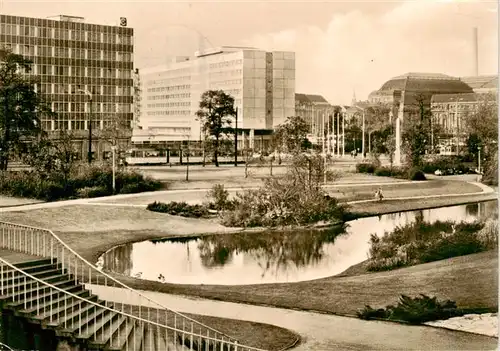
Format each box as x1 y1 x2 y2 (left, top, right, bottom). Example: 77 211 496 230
377 72 473 94
195 46 261 58
391 72 460 81
46 15 85 23
460 75 498 91
296 93 330 105
431 93 481 104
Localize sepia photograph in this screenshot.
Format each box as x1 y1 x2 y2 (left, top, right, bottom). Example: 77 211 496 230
0 0 497 350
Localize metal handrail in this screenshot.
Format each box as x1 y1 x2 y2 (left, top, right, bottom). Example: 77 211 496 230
0 220 250 348
0 220 231 337
0 256 266 351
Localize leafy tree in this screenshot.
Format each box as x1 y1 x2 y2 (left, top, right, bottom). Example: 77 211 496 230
0 49 52 170
466 133 481 156
401 94 432 167
97 117 131 167
364 104 391 163
195 90 236 167
463 93 498 184
287 153 339 189
344 118 362 153
24 130 79 188
274 116 310 155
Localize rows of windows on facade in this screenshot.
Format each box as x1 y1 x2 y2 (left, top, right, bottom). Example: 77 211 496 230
0 16 134 132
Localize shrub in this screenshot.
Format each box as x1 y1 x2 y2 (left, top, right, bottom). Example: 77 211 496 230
207 184 233 211
475 218 498 250
367 220 491 271
147 201 210 218
219 176 346 228
407 167 426 181
358 295 462 324
356 162 376 174
77 186 110 198
39 181 68 201
374 166 393 177
0 165 162 201
357 305 389 320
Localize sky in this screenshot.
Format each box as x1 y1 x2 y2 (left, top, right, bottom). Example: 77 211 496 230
1 0 498 105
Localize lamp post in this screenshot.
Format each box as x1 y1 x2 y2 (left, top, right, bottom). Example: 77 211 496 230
111 145 116 193
234 107 238 167
478 145 481 174
77 89 93 164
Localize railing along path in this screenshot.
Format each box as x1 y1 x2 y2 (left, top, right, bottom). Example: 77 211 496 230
0 221 266 351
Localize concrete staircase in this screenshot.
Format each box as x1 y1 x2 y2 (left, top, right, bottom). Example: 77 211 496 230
0 258 195 351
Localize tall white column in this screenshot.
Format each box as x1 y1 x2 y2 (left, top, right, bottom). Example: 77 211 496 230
327 112 330 155
336 112 340 156
321 113 325 155
362 110 365 158
395 117 401 166
394 95 405 166
342 112 345 157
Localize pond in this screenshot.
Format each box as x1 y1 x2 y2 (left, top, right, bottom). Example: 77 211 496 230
98 201 497 285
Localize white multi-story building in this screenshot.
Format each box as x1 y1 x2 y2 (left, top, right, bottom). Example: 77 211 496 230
133 46 295 147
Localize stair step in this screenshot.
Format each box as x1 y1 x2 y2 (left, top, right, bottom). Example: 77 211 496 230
5 284 83 309
143 324 156 351
0 267 69 286
76 309 117 340
88 313 125 348
44 296 102 328
155 331 169 351
106 316 135 351
127 321 145 351
56 302 108 336
162 330 185 351
0 273 75 302
13 258 53 269
0 278 77 302
2 262 62 277
17 288 91 316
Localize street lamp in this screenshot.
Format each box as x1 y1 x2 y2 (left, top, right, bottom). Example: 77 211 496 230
111 145 116 192
77 89 93 164
478 145 482 174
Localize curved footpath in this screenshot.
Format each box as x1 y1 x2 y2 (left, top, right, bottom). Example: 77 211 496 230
91 285 498 350
0 179 497 350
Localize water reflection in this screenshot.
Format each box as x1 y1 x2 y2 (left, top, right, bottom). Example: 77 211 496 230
101 202 497 285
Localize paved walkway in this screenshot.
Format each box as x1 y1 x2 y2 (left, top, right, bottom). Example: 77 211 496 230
0 180 421 212
90 285 498 351
348 181 495 205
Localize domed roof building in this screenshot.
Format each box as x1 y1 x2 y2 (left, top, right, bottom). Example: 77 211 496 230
368 72 474 106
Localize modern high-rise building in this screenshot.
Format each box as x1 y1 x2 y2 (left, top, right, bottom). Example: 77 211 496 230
133 46 295 151
0 14 134 160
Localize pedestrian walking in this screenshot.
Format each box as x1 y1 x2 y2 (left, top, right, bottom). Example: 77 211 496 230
374 187 384 201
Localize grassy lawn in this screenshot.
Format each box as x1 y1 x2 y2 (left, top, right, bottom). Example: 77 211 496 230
100 250 498 318
0 196 496 318
0 179 496 345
